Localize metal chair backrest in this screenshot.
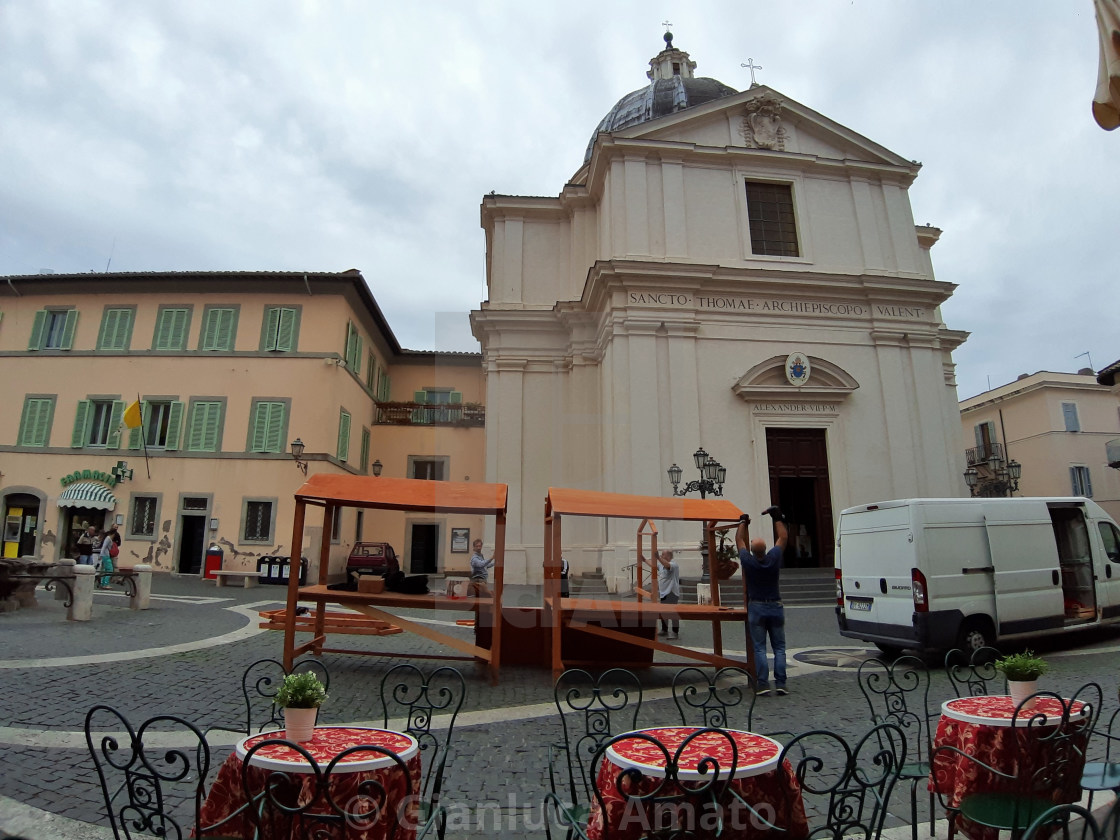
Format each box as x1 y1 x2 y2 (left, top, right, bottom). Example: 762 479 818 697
204 657 330 738
944 646 1002 697
241 739 414 840
857 655 933 765
85 704 211 840
1023 802 1113 840
553 667 644 809
379 663 466 804
587 727 740 839
672 666 756 730
1013 685 1101 799
778 722 906 840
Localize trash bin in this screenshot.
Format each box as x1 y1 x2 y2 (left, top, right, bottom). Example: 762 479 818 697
203 545 223 581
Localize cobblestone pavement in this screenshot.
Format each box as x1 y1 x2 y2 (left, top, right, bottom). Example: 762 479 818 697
2 575 1119 839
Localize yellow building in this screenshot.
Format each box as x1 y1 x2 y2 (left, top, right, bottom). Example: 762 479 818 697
0 270 485 580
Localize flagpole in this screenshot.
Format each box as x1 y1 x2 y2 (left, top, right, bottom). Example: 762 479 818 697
138 393 151 479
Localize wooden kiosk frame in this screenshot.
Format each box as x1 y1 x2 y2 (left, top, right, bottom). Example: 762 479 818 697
543 488 754 678
281 474 508 682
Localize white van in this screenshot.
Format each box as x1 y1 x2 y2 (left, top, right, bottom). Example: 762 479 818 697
834 497 1120 654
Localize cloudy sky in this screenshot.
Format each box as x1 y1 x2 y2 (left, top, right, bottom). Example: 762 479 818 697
1 1 1116 400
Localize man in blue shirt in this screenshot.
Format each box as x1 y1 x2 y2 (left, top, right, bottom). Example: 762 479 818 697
736 506 789 696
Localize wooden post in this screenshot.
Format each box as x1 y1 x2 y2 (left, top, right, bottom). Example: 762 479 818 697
706 520 723 656
491 510 506 685
312 503 333 656
283 499 306 670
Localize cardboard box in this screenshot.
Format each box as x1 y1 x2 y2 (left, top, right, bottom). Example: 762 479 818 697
445 577 469 599
357 576 385 594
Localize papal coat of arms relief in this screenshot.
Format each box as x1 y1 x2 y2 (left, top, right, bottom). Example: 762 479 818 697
740 97 787 151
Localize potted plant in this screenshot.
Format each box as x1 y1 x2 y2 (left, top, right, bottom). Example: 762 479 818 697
995 651 1048 707
275 671 328 743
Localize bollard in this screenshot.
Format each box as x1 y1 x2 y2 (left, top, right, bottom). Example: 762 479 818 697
70 565 95 621
132 565 152 610
54 558 76 601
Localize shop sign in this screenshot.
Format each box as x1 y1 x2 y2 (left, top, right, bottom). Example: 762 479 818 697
60 469 118 488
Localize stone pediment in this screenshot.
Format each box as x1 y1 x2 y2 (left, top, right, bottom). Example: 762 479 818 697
606 85 915 171
732 355 859 403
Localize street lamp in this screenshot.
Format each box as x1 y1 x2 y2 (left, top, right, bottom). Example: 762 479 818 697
290 438 308 475
964 456 1021 497
668 446 728 581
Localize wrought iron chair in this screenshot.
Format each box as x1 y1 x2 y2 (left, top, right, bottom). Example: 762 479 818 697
547 667 644 836
84 704 245 839
672 666 756 729
544 726 743 840
205 657 330 738
932 684 1102 840
1023 799 1120 840
857 655 936 840
378 663 465 837
1081 704 1120 809
776 722 906 840
240 738 443 839
944 646 1002 698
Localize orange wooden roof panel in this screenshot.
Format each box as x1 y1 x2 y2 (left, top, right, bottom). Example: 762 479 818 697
546 487 742 522
296 474 507 514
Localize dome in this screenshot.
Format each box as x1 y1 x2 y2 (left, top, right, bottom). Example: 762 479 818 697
585 33 738 163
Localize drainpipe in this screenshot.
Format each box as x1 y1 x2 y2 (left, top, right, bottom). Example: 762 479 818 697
6 277 20 296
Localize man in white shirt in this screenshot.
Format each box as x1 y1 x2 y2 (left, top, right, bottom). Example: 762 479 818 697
469 538 494 597
657 550 681 639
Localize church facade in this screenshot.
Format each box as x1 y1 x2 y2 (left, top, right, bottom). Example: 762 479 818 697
471 36 969 586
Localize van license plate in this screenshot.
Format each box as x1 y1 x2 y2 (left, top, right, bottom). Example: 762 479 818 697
849 598 872 612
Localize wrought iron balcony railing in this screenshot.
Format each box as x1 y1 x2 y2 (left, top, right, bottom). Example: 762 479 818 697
374 401 485 427
965 441 1005 467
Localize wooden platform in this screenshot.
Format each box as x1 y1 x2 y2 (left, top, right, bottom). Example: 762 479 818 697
561 597 748 624
259 607 403 636
294 584 493 612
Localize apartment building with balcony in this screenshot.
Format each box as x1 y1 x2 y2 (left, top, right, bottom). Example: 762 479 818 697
0 270 484 580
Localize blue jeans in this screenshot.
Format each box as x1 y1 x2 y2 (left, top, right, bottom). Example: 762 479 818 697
748 601 786 688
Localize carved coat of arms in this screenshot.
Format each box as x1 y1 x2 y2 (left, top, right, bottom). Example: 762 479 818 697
741 97 787 150
785 351 811 387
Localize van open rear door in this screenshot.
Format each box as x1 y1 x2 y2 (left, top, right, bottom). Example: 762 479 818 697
983 502 1064 637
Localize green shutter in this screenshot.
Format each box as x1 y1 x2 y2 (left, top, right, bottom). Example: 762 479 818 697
71 400 91 447
155 308 189 350
202 308 235 351
266 403 285 452
262 307 281 350
276 308 297 351
107 400 125 449
28 311 47 350
164 401 184 451
20 397 54 446
337 410 351 462
248 401 284 452
97 310 119 349
59 310 78 349
188 402 222 451
379 372 390 401
366 354 376 391
360 426 370 473
249 402 268 451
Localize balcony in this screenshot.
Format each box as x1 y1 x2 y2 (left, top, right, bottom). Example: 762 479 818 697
1108 439 1120 470
965 441 1005 467
374 401 485 427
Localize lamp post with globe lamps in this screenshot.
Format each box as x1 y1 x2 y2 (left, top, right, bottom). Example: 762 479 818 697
667 447 728 583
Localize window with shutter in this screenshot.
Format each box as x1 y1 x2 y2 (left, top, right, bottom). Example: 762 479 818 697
248 401 286 453
153 307 191 350
186 401 223 451
337 409 351 462
344 322 363 373
1062 402 1081 432
745 181 800 257
1071 466 1093 497
30 309 77 350
366 354 376 392
19 397 55 447
360 426 370 473
378 370 391 401
199 307 238 351
97 308 135 350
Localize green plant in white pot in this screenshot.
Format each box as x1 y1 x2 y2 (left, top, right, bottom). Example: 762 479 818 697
275 671 328 743
995 651 1048 708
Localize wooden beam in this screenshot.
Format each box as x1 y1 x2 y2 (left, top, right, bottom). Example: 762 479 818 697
348 603 493 662
571 623 746 670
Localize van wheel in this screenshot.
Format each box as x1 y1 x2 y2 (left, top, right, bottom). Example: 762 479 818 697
957 619 992 652
874 643 905 659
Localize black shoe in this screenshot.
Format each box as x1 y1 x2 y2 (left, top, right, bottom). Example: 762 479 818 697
776 686 789 696
756 686 771 697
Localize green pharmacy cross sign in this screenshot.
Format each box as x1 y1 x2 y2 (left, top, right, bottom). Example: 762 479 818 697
111 461 134 483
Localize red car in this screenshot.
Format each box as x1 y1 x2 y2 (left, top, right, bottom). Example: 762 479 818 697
346 542 399 580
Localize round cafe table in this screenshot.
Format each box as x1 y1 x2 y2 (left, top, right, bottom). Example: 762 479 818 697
586 726 808 840
930 696 1090 840
199 726 421 840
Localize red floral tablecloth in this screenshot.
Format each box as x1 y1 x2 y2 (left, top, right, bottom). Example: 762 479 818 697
930 699 1089 840
941 695 1086 727
198 727 422 840
586 727 808 840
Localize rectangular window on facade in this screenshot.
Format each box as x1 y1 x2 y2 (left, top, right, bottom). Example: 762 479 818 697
18 396 55 447
185 400 224 452
366 353 376 392
29 309 78 350
377 369 391 402
745 181 800 257
153 307 191 351
1071 465 1093 497
135 401 184 450
337 409 351 462
411 458 446 481
974 421 997 459
248 400 287 453
344 322 363 373
360 426 370 473
1062 402 1081 432
242 500 274 542
260 306 300 351
199 306 238 351
130 496 158 537
331 505 342 544
96 307 135 351
72 399 125 448
355 509 364 543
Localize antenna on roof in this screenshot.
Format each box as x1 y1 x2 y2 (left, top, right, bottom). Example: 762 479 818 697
105 238 116 273
1076 351 1093 370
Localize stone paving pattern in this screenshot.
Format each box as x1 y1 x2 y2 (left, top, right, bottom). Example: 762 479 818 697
1 576 1118 839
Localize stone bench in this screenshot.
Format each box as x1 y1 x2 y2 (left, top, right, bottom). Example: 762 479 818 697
211 570 259 588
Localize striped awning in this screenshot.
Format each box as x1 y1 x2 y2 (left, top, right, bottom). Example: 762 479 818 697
57 482 117 510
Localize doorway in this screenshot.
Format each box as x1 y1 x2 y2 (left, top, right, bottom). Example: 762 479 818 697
409 523 439 574
178 515 206 575
765 428 835 568
3 495 41 558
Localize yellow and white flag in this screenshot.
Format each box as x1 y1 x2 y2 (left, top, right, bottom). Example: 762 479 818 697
122 400 143 429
